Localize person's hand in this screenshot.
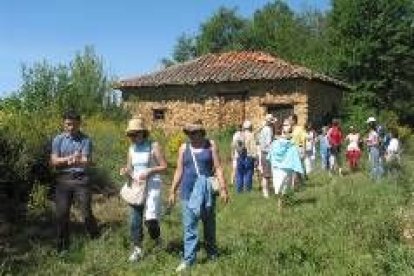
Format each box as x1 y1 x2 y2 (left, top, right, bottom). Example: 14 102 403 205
74 151 82 162
220 188 229 204
67 155 76 166
168 191 177 206
138 169 151 181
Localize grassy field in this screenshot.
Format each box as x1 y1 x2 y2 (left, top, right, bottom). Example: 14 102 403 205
2 137 414 275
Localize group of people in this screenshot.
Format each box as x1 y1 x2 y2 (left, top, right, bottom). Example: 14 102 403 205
50 111 228 272
50 110 401 272
230 114 402 203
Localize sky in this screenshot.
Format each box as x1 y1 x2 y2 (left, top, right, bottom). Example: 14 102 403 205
0 0 330 97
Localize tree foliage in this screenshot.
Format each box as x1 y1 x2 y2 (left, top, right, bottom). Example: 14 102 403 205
195 7 248 55
0 46 118 117
328 0 414 125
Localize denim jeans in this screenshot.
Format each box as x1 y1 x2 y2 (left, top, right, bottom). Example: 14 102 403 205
130 205 160 246
369 147 384 180
235 155 255 193
320 152 329 170
181 198 217 265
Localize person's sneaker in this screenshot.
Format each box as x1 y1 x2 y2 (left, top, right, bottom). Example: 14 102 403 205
263 189 269 198
175 262 188 273
128 246 143 262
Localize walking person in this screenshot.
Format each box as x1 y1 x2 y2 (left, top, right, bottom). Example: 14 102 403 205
168 120 229 272
291 114 307 185
257 114 275 198
50 110 99 252
384 128 401 174
318 126 330 171
327 119 343 175
234 120 257 193
119 115 168 262
365 117 384 180
268 123 304 209
230 124 243 185
304 123 316 175
345 126 361 171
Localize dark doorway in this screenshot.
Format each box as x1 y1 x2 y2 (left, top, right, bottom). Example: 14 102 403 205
266 104 294 122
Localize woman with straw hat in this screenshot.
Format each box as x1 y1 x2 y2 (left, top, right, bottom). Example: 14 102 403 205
168 119 229 272
119 115 167 262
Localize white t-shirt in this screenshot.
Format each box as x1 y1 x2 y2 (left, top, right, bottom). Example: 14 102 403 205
387 138 400 154
346 133 360 151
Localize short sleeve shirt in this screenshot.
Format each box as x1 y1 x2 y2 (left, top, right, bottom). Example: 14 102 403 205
51 132 92 172
258 125 273 152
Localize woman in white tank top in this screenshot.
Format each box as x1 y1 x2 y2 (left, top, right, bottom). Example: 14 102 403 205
345 126 361 171
119 116 167 262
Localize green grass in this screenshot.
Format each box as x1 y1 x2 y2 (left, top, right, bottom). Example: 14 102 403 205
2 138 414 275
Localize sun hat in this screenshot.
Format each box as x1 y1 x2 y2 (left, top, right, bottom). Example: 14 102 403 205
366 117 376 123
183 119 205 134
126 115 147 134
242 120 252 130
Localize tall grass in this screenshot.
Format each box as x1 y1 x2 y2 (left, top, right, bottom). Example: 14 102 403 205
1 127 414 275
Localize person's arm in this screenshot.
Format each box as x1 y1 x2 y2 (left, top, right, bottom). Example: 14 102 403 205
120 148 132 173
76 138 93 167
50 154 72 167
148 141 168 174
210 140 229 203
120 150 133 184
50 136 72 167
168 143 186 205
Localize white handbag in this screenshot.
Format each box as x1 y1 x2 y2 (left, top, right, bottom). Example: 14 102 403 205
120 179 147 206
120 143 152 205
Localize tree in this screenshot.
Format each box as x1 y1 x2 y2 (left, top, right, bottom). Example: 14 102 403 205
173 33 197 63
328 0 414 125
195 7 248 55
2 46 116 116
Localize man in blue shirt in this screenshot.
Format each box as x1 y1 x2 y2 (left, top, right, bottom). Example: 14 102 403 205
50 110 98 252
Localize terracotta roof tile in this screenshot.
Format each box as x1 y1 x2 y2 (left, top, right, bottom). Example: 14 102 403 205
118 51 347 89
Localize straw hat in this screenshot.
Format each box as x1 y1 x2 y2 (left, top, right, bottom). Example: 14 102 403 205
265 113 275 123
126 115 147 134
183 119 205 133
242 120 252 130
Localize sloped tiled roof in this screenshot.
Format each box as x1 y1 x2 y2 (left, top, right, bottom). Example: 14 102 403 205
118 51 347 89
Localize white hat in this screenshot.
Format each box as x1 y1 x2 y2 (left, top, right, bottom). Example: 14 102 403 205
242 120 252 129
366 117 376 123
265 114 276 123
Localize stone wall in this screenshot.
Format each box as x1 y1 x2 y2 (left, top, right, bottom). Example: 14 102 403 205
121 79 340 132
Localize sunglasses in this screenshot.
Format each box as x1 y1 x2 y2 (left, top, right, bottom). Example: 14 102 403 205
186 131 204 138
127 131 144 137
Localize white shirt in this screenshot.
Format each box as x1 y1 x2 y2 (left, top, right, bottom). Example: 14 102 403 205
346 133 360 151
387 138 400 154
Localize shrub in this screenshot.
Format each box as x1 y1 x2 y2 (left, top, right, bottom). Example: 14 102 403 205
166 131 187 160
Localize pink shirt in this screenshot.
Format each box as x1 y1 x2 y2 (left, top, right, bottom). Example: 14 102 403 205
366 130 379 147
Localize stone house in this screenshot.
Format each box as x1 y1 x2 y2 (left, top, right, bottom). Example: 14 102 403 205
117 51 347 131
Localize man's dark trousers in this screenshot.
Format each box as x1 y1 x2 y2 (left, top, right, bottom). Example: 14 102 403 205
55 172 98 251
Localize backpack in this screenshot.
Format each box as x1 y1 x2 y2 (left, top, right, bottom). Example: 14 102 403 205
328 127 342 147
